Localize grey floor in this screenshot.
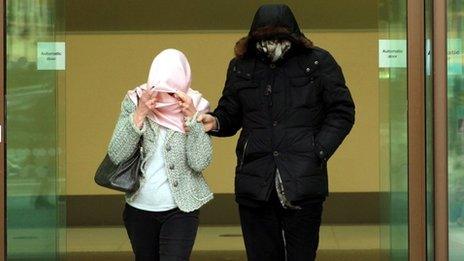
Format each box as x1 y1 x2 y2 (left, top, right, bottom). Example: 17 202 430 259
64 225 383 261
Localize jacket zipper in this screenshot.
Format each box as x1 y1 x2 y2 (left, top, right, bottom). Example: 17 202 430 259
239 138 249 171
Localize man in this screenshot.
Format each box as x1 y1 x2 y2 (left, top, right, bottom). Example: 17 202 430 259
199 4 355 261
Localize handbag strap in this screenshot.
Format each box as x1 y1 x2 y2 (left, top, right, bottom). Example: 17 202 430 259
136 95 144 144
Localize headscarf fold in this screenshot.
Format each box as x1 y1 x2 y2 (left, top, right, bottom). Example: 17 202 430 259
128 49 210 133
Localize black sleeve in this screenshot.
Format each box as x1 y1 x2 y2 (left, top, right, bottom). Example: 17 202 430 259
314 52 355 162
208 58 243 137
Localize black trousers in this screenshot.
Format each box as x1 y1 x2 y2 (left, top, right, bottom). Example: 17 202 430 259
123 203 199 261
239 190 324 261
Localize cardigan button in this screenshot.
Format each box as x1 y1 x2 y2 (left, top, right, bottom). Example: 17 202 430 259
173 180 178 187
306 67 311 73
166 145 171 152
169 164 175 170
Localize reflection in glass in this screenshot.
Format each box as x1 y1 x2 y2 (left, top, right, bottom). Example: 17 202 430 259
6 0 65 259
379 0 408 260
448 0 464 260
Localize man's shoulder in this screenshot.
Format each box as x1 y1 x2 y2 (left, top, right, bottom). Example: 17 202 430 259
311 46 331 55
229 56 256 66
302 46 335 62
227 57 256 76
297 46 339 70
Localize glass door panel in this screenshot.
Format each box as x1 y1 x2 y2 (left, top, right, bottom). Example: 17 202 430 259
379 0 409 260
447 0 464 260
2 0 415 260
5 1 66 259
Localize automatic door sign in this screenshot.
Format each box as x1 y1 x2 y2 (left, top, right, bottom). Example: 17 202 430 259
379 39 407 68
37 42 66 70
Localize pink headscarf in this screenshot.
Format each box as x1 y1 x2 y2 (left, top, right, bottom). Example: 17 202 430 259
127 49 210 133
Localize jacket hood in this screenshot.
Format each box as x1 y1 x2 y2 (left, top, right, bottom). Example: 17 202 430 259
249 4 302 40
234 4 313 59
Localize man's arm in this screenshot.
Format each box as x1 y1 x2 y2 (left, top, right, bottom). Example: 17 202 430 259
314 51 355 162
207 59 243 137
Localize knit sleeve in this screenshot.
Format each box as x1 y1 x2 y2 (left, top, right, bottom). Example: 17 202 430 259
107 96 146 164
185 112 213 172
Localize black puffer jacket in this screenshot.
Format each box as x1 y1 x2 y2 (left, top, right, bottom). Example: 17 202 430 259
210 4 355 205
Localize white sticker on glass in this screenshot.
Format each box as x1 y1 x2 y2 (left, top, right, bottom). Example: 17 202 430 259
37 42 65 70
379 39 407 68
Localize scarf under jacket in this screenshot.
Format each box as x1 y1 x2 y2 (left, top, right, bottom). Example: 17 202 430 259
256 39 292 62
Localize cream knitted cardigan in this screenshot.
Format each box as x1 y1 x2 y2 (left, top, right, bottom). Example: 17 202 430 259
107 96 213 212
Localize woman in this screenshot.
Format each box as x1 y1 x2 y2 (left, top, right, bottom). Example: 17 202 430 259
107 49 213 260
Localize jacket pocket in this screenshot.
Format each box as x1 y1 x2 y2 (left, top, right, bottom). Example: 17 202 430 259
189 175 213 201
235 81 261 112
312 135 324 169
290 75 312 87
239 136 250 172
289 75 320 108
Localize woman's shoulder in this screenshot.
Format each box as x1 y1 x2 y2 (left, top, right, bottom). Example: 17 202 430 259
121 95 136 113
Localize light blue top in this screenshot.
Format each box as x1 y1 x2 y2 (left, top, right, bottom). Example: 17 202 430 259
127 126 177 212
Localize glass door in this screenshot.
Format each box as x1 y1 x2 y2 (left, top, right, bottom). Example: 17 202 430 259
447 0 464 259
5 1 66 259
379 0 409 260
0 0 423 260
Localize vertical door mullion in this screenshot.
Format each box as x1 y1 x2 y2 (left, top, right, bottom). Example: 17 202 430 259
433 0 449 259
407 0 427 260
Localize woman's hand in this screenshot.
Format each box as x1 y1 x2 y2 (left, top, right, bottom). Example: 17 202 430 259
176 91 197 118
133 87 157 129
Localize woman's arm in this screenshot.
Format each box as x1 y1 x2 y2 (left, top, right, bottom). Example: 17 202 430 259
107 96 146 164
185 112 213 173
108 88 157 163
176 91 213 172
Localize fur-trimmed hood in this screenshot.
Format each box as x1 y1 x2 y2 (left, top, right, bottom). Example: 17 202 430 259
235 4 313 59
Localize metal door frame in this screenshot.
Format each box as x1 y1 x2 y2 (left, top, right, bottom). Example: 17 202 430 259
408 0 449 260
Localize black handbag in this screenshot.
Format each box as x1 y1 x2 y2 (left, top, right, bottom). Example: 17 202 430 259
94 137 144 193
